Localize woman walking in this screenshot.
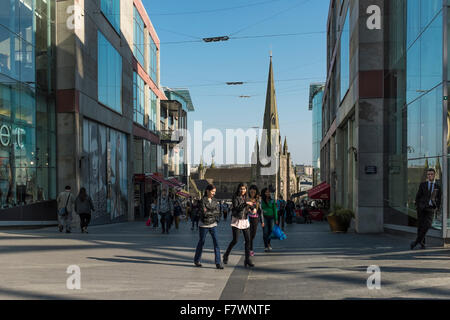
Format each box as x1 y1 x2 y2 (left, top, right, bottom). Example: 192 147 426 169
223 183 255 268
261 188 278 252
157 187 174 234
75 187 95 233
248 185 264 257
194 184 224 269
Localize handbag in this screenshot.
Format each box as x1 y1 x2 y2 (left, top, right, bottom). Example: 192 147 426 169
58 193 71 217
270 224 287 240
145 217 152 226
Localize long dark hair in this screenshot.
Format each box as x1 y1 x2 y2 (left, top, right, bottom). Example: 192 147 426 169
78 187 87 201
261 187 271 205
204 184 216 197
234 183 248 197
248 185 259 200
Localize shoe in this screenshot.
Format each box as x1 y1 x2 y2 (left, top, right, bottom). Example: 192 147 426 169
268 245 272 251
244 260 255 268
216 264 224 269
58 225 63 232
223 255 228 265
194 262 202 267
84 229 88 234
66 230 71 234
250 251 255 257
410 241 416 250
420 243 426 250
264 247 269 252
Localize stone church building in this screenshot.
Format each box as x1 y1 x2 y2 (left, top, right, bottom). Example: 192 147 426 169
190 56 298 200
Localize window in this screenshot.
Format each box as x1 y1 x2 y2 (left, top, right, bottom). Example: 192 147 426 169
98 31 122 113
340 8 350 102
133 72 145 126
149 37 158 83
101 0 120 32
149 88 157 131
133 6 145 68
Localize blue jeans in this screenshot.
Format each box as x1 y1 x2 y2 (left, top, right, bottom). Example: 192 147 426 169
194 226 221 265
263 216 275 248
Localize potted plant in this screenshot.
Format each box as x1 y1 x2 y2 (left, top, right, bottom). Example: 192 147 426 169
327 205 354 233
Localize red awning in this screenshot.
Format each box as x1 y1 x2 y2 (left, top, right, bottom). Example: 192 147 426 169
176 191 190 198
169 178 184 188
148 173 178 188
307 182 330 200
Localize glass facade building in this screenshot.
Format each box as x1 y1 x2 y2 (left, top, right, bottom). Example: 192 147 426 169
0 0 56 214
385 0 449 236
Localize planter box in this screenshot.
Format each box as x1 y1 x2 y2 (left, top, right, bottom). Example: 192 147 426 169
327 215 350 233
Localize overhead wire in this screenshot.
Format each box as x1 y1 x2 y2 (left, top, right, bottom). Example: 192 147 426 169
150 0 287 16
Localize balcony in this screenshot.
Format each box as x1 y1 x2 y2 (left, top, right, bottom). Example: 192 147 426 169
160 130 183 145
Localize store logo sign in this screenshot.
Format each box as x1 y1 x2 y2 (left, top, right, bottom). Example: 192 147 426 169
0 125 11 147
0 124 25 149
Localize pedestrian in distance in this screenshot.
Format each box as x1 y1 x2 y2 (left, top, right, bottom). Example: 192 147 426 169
74 187 95 233
194 184 224 269
191 198 200 230
57 186 76 233
223 183 255 268
248 185 264 257
173 196 183 230
223 202 229 221
157 187 174 234
151 199 158 228
261 187 279 252
276 195 286 230
411 168 442 250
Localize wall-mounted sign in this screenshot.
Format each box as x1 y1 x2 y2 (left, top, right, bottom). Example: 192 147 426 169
365 166 377 174
0 124 25 149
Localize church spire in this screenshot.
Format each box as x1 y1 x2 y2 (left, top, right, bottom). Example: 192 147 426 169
262 55 280 156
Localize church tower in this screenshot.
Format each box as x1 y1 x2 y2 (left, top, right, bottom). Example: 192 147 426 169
255 54 282 197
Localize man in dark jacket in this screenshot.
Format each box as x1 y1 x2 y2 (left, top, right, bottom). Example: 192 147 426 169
411 168 441 250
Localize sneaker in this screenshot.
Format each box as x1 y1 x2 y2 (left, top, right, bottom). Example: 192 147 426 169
268 245 272 251
250 251 255 257
264 247 269 252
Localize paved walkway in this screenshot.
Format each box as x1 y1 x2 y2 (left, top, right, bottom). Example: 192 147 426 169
1 218 450 300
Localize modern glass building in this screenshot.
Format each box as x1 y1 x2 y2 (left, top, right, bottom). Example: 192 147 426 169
385 0 449 239
323 0 450 239
309 83 324 186
0 0 56 223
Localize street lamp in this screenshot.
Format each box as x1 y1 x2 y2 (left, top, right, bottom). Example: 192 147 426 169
202 36 230 43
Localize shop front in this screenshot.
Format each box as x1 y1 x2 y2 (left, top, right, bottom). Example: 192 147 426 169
0 0 57 224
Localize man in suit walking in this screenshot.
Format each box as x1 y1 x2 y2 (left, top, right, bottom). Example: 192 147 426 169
411 168 441 250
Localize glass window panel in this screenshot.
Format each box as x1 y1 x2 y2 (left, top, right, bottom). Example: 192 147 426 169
420 85 442 158
340 8 349 102
133 6 145 68
101 0 120 32
98 31 122 113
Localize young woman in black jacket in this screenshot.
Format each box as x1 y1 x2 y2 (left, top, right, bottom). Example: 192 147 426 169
194 184 224 269
223 183 255 268
248 185 263 257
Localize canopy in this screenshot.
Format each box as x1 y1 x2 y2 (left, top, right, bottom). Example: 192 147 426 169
176 190 190 198
307 182 330 200
169 177 185 188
